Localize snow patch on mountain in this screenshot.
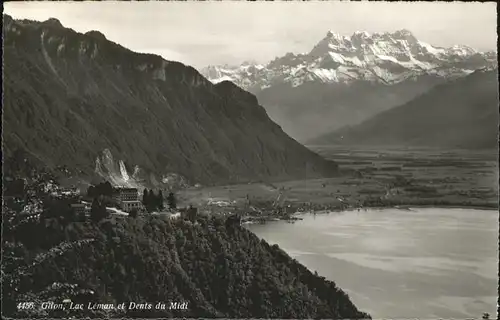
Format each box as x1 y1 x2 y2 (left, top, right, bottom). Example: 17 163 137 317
201 29 496 90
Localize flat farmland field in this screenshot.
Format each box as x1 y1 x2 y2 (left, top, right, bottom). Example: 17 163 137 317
178 146 499 211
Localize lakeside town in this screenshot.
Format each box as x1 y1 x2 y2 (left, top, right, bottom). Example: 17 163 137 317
4 147 497 230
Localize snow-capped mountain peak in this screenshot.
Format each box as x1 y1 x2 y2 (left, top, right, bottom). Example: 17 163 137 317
201 29 496 91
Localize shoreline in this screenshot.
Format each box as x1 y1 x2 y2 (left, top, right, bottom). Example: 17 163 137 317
306 202 498 213
244 203 498 224
392 204 498 211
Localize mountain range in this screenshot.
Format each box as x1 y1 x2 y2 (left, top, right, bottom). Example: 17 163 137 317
311 68 499 149
2 15 337 187
202 30 497 141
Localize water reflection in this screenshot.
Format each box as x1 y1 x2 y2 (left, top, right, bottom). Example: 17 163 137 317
247 208 498 319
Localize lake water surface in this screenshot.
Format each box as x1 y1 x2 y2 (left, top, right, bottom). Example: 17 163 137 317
246 208 498 319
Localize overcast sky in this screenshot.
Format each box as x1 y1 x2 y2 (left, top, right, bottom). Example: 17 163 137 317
4 1 498 69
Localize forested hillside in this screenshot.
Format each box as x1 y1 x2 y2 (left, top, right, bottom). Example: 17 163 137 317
3 14 337 186
2 209 370 319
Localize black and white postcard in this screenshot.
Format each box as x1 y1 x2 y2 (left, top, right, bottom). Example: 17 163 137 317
2 1 498 319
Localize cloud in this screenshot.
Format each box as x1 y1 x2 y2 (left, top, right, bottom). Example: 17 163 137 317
4 1 497 68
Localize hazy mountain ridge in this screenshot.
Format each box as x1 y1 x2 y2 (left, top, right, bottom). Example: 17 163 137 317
201 30 496 141
2 14 338 186
310 68 499 149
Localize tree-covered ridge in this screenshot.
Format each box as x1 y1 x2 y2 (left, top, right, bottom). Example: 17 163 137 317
2 212 370 319
3 14 338 186
2 162 369 319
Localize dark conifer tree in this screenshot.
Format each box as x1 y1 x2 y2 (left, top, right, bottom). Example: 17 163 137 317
65 202 76 223
87 185 96 198
143 189 149 206
100 198 109 218
149 189 156 212
158 190 164 210
95 183 103 197
90 198 101 222
90 197 108 222
103 181 113 197
167 192 177 210
187 205 197 222
143 189 156 213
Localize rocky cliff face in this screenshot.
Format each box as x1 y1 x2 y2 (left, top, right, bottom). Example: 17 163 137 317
2 15 337 186
202 30 496 141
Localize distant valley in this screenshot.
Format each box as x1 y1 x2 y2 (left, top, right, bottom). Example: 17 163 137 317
202 30 496 142
311 68 498 150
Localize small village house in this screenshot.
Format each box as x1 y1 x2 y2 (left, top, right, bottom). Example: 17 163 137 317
70 203 87 216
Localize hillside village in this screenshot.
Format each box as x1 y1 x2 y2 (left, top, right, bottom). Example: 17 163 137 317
2 157 370 319
3 152 293 228
2 154 242 231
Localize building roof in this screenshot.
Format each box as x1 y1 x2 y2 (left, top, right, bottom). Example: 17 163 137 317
71 203 85 207
116 187 138 192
